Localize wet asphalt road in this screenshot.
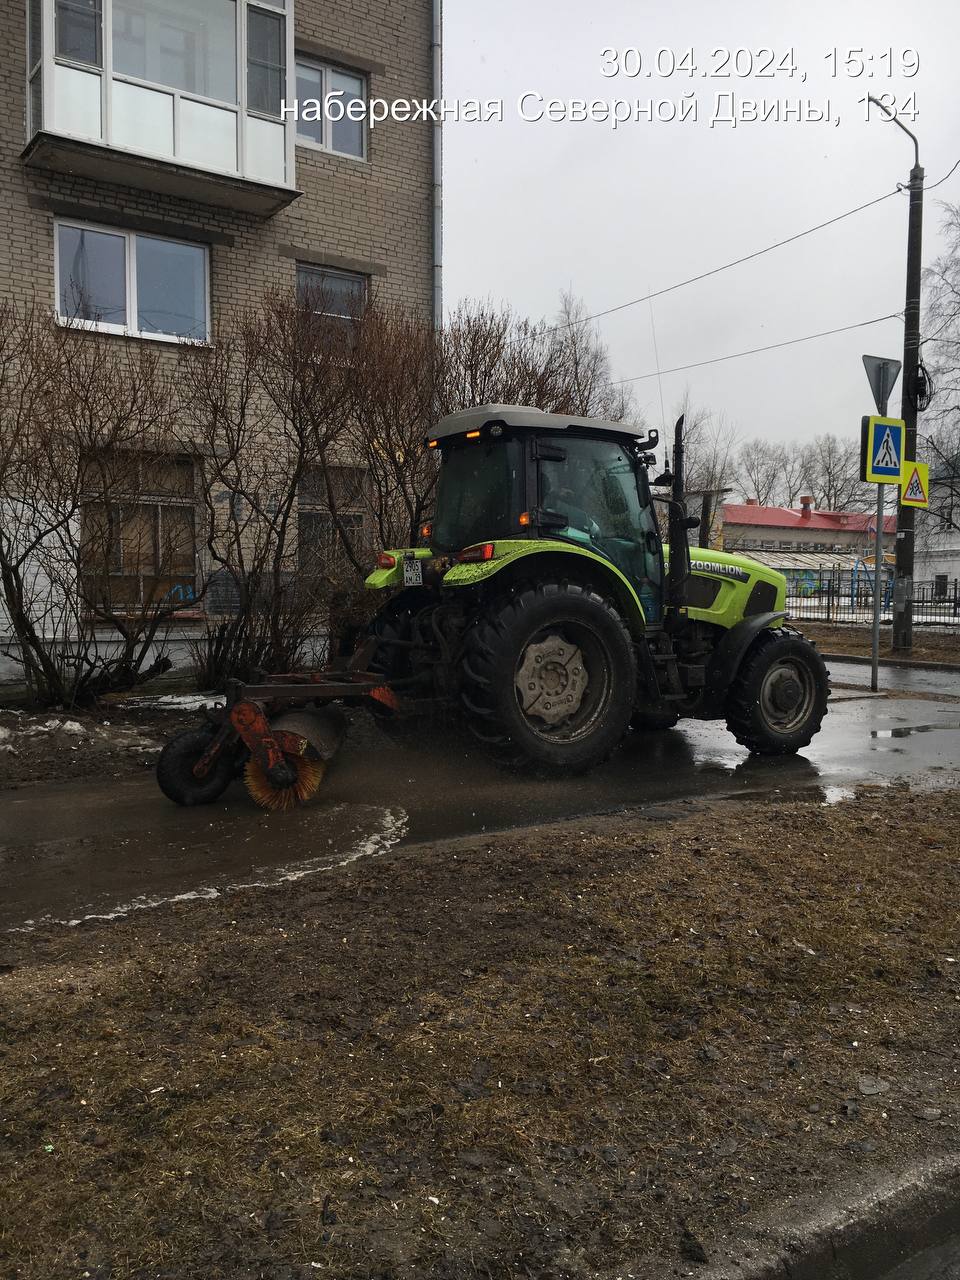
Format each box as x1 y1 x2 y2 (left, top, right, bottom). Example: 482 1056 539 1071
883 1239 960 1280
826 658 960 697
1 661 959 932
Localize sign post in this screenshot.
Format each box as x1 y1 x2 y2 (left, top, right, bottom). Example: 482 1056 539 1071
861 356 903 692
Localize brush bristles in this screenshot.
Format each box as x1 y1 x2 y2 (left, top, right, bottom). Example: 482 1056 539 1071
244 757 326 811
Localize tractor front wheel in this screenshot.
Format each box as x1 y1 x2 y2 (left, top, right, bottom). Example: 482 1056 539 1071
461 581 636 770
157 728 236 806
725 629 829 755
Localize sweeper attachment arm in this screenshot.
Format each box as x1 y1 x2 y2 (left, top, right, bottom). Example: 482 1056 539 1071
156 653 397 811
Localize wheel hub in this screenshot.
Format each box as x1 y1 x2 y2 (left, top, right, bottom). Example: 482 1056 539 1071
760 659 814 730
515 636 588 726
770 673 803 712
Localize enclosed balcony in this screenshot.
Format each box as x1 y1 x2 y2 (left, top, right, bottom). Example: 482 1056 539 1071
23 0 301 216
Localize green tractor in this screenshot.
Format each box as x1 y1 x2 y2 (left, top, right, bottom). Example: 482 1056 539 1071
156 404 830 811
364 404 829 770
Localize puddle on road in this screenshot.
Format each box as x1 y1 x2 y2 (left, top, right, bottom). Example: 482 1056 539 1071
9 806 407 934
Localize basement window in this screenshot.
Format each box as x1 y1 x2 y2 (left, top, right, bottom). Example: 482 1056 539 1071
55 220 209 341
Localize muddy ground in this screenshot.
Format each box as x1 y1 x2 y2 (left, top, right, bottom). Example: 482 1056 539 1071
802 623 960 664
0 702 201 792
1 786 958 1279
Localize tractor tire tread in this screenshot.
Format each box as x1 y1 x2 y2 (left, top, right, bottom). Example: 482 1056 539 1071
724 628 830 756
459 579 635 771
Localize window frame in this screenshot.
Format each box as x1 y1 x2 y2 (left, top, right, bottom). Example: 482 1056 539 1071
81 452 199 613
297 463 368 573
294 54 367 161
295 262 369 329
54 217 211 343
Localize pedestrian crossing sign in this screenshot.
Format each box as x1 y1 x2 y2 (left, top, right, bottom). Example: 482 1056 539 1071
861 416 905 484
900 460 930 509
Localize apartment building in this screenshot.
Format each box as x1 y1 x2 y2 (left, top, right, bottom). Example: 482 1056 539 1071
8 0 437 326
0 0 439 686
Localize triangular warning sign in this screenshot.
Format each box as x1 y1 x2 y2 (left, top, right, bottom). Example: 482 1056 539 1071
900 461 929 509
874 426 899 470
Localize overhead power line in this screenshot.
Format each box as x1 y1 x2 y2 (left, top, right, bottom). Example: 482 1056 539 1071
610 313 902 385
922 156 960 193
549 189 903 334
549 156 959 338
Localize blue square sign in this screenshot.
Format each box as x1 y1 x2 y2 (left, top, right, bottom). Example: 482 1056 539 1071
861 416 905 484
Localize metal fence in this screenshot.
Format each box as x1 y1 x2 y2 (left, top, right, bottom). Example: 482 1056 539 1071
782 566 960 629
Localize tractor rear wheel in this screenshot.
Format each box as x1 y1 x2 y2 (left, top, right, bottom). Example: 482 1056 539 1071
724 629 829 755
157 728 235 806
367 587 433 718
460 581 636 770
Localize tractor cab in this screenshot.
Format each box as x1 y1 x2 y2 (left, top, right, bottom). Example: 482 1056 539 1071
428 405 666 624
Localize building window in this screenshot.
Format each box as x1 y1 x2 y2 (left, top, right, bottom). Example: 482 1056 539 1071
248 7 285 115
294 57 365 158
298 464 367 575
31 0 293 185
56 221 209 341
113 0 237 100
935 574 949 600
56 0 103 65
82 453 197 611
296 264 368 345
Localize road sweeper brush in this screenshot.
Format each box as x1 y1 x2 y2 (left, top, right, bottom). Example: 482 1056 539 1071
156 655 397 811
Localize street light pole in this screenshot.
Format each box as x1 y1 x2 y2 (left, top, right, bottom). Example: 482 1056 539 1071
869 96 924 651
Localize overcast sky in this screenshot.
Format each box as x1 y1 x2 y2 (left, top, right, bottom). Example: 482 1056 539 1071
442 0 960 451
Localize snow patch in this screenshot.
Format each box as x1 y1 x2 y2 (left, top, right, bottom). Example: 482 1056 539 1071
133 693 225 712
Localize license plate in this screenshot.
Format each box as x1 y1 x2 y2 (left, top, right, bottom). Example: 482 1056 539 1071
403 557 424 587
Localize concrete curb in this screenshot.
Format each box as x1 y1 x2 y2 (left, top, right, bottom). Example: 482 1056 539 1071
694 1154 960 1280
823 651 960 674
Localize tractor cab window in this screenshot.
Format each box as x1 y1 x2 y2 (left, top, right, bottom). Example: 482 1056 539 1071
432 437 523 551
539 435 662 621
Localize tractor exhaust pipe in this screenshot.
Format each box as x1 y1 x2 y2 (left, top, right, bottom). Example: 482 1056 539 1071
667 414 694 616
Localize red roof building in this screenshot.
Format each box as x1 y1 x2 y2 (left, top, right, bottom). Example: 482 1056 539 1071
722 497 896 554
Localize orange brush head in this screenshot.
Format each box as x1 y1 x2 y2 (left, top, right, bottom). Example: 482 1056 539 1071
244 756 326 812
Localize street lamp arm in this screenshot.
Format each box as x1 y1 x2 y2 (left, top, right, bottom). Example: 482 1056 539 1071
868 94 920 169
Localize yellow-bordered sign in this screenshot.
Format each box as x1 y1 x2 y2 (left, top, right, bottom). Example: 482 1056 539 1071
861 416 905 484
900 460 930 509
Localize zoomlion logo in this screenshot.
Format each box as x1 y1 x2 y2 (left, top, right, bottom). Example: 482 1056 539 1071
690 559 751 584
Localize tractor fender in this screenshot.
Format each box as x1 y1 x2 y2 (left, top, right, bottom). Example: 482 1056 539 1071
700 611 787 718
442 542 648 633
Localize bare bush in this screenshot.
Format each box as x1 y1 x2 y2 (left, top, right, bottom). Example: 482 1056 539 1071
0 306 189 706
176 290 356 687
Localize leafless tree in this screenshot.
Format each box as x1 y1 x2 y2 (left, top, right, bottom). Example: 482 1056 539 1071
799 434 870 511
777 445 809 506
918 201 960 551
0 305 188 706
678 398 741 495
737 438 785 506
176 290 355 686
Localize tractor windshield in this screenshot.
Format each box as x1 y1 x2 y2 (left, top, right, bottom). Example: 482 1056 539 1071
432 438 523 550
